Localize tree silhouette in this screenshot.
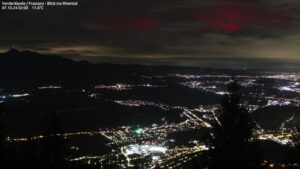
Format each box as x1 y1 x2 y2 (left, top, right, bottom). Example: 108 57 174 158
209 80 255 169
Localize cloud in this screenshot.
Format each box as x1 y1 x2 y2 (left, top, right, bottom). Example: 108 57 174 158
0 0 299 68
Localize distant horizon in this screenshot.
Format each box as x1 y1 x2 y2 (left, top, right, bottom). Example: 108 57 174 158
1 48 299 72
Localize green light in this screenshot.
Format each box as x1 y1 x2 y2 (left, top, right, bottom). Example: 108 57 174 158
134 128 144 134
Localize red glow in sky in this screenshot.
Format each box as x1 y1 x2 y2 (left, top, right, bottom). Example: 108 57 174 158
93 0 292 35
193 2 274 33
130 16 160 31
98 15 161 32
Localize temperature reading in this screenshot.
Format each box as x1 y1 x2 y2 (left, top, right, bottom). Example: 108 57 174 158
32 6 44 10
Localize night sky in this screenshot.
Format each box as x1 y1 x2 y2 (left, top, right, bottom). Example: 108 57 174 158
1 0 300 69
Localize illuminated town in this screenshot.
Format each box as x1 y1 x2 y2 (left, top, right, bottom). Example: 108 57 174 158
1 71 300 168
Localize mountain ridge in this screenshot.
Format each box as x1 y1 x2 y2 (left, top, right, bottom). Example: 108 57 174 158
0 49 255 89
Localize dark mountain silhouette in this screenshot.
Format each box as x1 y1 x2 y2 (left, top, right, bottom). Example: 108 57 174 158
0 49 251 89
0 49 155 88
0 49 81 88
